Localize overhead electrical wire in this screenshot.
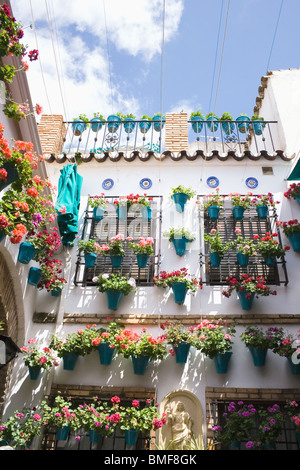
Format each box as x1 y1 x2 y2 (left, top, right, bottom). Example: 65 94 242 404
208 0 224 112
266 0 284 73
103 0 114 113
160 0 166 121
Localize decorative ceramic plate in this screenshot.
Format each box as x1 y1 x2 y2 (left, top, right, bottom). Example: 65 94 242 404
102 178 114 190
245 177 258 189
206 176 219 188
140 178 152 189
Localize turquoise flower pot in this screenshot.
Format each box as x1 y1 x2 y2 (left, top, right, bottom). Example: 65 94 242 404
210 252 221 267
28 366 41 380
84 252 97 268
206 116 219 132
0 232 5 243
173 342 191 364
97 342 115 365
252 119 265 136
50 287 61 297
236 116 250 133
136 253 149 268
56 426 69 440
62 351 78 370
256 204 268 219
288 357 300 375
207 205 220 220
107 114 121 133
125 429 139 446
123 118 136 134
237 252 249 267
191 116 204 133
28 267 42 286
171 281 187 305
110 254 123 267
117 205 127 219
105 289 123 310
248 346 268 366
152 115 165 132
131 355 150 375
238 290 254 310
0 162 18 191
264 255 276 267
232 206 245 220
221 121 234 135
93 206 104 221
213 351 232 374
295 195 300 206
72 119 87 136
172 192 189 212
139 119 151 134
288 231 300 252
17 242 36 264
171 237 187 256
89 429 102 443
90 118 103 133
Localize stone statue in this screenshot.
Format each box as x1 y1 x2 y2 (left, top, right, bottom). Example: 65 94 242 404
165 401 193 450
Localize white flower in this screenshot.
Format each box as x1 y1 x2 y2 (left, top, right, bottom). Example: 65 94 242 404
127 278 136 287
92 276 99 283
101 273 110 279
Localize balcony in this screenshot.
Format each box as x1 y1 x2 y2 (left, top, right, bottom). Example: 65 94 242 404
39 114 290 164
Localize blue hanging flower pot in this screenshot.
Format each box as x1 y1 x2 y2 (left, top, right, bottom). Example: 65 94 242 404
89 429 102 443
252 119 265 135
248 346 268 366
72 119 87 136
172 192 189 212
288 357 300 375
171 237 187 256
105 289 123 310
238 290 254 310
207 205 220 220
136 253 149 268
28 366 41 380
98 342 115 365
221 121 234 135
50 287 62 297
0 162 19 191
28 267 42 287
191 115 204 133
256 205 268 219
152 115 165 132
139 119 151 134
288 231 300 252
90 118 104 133
237 252 249 267
173 342 191 363
131 354 150 375
236 115 250 133
206 116 219 132
171 281 187 305
0 232 5 243
107 114 121 133
232 206 245 220
213 351 232 374
123 118 136 134
84 252 97 268
93 206 104 221
56 426 69 441
62 351 78 370
117 205 127 219
210 252 221 267
17 242 36 264
110 255 123 267
125 429 139 446
264 255 276 267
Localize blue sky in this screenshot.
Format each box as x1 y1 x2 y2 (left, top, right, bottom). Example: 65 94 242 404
10 0 300 123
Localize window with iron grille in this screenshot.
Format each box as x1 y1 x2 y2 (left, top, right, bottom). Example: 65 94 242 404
199 195 288 286
73 196 162 287
212 400 299 450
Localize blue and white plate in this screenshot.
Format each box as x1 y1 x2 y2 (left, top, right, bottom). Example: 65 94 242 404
140 178 152 190
206 176 219 188
245 177 258 189
102 178 114 190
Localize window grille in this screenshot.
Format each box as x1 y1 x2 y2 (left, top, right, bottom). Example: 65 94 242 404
212 400 299 450
73 196 162 287
198 195 288 286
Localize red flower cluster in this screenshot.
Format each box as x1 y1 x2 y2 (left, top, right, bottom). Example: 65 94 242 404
222 273 277 298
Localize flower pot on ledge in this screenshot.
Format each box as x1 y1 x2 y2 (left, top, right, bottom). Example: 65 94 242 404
110 254 123 267
97 342 115 365
62 351 78 370
84 252 97 268
256 205 268 219
238 290 254 310
173 342 191 363
131 354 150 375
210 252 221 267
105 289 123 310
207 205 220 220
248 346 268 366
232 206 245 220
171 282 187 305
93 206 104 221
237 252 249 267
287 232 300 252
17 242 36 264
136 253 149 268
213 351 232 374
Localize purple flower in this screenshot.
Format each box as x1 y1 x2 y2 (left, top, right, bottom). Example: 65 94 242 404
246 441 254 448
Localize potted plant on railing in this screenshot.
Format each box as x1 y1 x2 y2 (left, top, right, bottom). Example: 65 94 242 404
202 188 224 220
204 229 228 267
272 329 300 375
103 233 125 267
24 227 61 263
20 339 59 380
222 273 277 310
107 112 123 133
40 393 81 441
49 325 98 370
240 325 285 367
220 112 234 135
192 319 236 374
90 321 123 365
77 238 101 268
228 228 257 267
93 272 136 310
206 112 219 132
118 398 166 446
72 114 89 136
77 398 116 443
251 193 277 219
253 232 289 267
90 112 105 133
152 113 165 132
115 327 167 375
122 113 136 134
284 183 300 206
163 227 195 256
170 185 196 213
0 408 43 450
38 258 67 297
212 401 257 449
277 219 300 252
159 320 195 364
128 236 154 268
139 115 152 134
228 192 253 220
114 193 153 219
190 110 204 133
153 268 202 305
89 193 109 220
235 113 250 133
257 404 284 449
251 114 265 135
